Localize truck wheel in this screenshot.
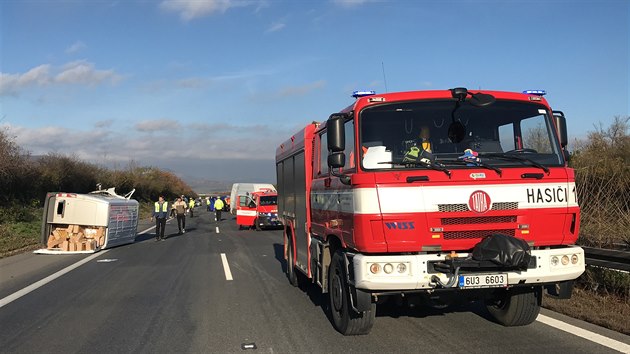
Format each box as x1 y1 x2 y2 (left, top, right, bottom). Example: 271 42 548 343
287 240 300 287
486 286 542 326
255 219 262 231
328 251 376 335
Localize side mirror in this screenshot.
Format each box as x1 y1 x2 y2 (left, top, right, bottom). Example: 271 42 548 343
327 114 346 152
328 152 345 169
553 111 568 148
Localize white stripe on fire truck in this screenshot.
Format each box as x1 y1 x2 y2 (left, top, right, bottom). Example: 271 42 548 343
311 182 577 214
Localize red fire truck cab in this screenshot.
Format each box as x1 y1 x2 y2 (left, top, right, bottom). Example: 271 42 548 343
276 88 584 335
236 190 282 230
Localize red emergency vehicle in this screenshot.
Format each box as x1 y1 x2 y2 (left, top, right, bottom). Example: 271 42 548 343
236 190 282 230
276 88 584 335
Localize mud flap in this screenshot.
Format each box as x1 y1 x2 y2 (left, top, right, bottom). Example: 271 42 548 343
545 280 574 299
342 252 373 313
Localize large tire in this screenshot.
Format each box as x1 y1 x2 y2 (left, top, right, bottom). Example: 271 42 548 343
255 219 262 231
486 286 542 326
328 251 376 335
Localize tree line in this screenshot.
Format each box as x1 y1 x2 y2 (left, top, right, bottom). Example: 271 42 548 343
0 127 197 222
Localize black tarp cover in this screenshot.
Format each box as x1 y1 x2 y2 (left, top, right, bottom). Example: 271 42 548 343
472 233 531 269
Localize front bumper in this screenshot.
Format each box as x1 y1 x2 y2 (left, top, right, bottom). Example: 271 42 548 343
352 246 585 291
257 213 283 227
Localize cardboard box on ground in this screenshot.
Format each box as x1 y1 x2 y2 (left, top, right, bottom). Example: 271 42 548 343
47 225 105 251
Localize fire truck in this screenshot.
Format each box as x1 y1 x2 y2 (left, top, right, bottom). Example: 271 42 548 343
236 190 282 230
275 88 584 335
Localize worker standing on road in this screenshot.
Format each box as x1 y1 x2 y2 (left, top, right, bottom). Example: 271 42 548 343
214 197 224 222
152 195 169 241
188 198 195 218
206 197 211 212
172 197 187 235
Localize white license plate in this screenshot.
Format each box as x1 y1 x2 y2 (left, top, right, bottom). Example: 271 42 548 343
458 274 508 288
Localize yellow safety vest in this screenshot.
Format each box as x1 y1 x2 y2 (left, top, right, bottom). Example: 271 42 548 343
155 202 168 212
189 200 195 208
214 199 224 210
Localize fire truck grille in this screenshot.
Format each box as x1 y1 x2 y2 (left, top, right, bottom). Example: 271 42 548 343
443 229 516 240
491 202 519 210
437 202 519 212
438 204 468 212
441 216 516 225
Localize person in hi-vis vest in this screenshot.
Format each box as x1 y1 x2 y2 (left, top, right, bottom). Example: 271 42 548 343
152 195 169 241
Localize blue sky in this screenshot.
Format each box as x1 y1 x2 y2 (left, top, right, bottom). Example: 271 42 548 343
1 0 628 183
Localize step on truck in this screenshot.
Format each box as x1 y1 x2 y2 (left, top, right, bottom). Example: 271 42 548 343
275 88 585 335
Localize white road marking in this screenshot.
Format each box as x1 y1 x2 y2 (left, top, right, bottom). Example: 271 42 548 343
216 226 220 233
0 250 110 309
1 224 155 309
220 253 233 281
537 314 630 353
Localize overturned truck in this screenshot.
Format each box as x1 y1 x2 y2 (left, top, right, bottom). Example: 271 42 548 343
37 188 139 254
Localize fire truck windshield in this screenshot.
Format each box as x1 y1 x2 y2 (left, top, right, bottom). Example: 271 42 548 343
359 99 564 171
259 196 277 206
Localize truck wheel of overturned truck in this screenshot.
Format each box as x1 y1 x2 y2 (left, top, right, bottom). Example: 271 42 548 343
328 251 376 335
485 286 542 326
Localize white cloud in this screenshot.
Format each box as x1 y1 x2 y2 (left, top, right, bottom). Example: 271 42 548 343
55 60 122 86
0 61 123 96
135 119 182 132
160 0 244 21
266 22 286 33
0 65 51 95
66 41 86 54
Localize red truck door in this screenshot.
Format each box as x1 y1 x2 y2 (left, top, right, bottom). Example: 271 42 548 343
236 195 257 228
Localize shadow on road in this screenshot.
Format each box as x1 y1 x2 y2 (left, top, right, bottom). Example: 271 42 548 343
271 242 495 326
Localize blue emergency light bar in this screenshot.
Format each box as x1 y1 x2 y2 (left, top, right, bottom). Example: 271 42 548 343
523 90 547 96
352 90 376 98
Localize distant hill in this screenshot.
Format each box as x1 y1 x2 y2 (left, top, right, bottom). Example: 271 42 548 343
183 178 233 194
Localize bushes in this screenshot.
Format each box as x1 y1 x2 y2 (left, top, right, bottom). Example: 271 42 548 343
570 116 630 248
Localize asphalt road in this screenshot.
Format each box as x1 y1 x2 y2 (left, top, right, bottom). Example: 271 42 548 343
1 209 629 353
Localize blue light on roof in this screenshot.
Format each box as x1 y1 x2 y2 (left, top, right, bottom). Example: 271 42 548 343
523 90 547 96
352 90 376 98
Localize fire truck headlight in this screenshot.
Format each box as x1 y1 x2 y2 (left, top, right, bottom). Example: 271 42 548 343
551 256 559 267
571 254 579 265
383 263 394 274
397 263 407 274
561 255 570 266
369 263 381 274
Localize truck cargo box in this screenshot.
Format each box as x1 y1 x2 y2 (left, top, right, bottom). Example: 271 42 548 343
36 188 139 254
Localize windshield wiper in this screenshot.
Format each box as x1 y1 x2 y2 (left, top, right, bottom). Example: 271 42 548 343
443 159 502 176
379 160 451 178
480 152 550 174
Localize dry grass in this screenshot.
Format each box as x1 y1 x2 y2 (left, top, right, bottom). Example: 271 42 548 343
543 286 630 335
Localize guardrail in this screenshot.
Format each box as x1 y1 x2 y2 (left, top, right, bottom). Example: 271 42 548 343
583 246 630 272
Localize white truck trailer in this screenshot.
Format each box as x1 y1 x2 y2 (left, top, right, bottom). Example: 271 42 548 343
37 188 139 254
229 183 276 214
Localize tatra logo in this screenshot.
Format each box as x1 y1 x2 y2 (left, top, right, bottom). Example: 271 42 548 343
469 190 491 213
385 222 415 230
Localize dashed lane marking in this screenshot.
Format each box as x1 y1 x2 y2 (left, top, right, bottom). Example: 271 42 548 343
220 253 233 281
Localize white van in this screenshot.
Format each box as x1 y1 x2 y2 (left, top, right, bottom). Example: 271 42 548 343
37 188 139 254
230 183 276 214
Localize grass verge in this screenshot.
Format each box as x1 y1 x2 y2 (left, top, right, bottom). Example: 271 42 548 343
543 266 630 335
0 209 42 258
